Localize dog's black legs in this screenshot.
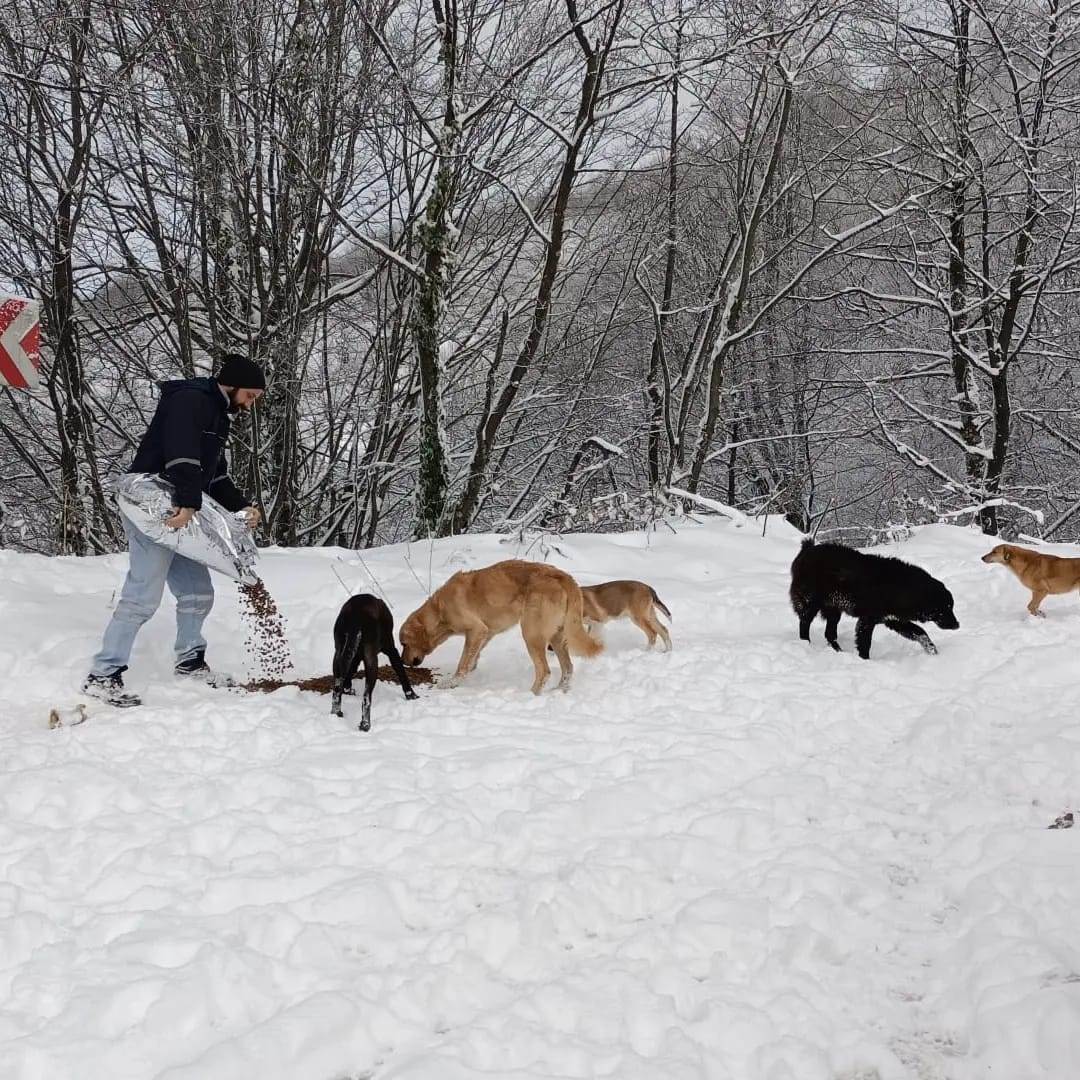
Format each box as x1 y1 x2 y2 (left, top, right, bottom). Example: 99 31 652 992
796 600 820 642
384 639 418 701
359 639 379 732
823 608 842 652
331 631 362 718
884 617 937 655
855 617 877 659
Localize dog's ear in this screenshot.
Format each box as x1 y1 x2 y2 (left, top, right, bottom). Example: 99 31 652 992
428 592 446 625
1003 549 1011 562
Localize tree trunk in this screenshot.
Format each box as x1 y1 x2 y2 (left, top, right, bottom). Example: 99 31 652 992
646 7 681 491
411 0 459 539
947 5 984 490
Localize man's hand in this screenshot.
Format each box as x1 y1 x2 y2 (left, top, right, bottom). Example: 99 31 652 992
164 506 196 530
241 506 261 529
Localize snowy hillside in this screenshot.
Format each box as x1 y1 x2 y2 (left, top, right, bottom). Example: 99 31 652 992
1 518 1079 1079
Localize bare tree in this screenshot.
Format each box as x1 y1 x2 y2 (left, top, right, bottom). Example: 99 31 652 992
0 1 142 552
842 0 1080 535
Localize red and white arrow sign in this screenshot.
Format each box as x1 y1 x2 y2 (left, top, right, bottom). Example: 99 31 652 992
0 294 41 390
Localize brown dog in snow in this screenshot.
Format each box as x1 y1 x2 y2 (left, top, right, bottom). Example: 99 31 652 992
581 581 672 651
981 543 1080 617
399 559 603 694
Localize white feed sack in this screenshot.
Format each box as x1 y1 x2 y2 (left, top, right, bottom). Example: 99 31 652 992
115 473 259 584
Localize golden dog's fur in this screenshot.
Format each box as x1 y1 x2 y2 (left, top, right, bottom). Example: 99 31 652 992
399 559 603 693
582 580 672 651
982 543 1080 617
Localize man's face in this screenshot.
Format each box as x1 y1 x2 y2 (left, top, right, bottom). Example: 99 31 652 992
228 388 264 413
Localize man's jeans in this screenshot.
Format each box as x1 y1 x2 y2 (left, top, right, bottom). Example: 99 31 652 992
90 515 215 677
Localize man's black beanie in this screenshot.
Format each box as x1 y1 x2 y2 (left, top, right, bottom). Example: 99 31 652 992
217 353 266 391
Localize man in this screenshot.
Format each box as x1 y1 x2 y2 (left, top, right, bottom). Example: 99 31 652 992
83 354 266 707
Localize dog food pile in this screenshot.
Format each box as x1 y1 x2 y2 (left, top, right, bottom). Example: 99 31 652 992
238 579 293 679
242 666 434 695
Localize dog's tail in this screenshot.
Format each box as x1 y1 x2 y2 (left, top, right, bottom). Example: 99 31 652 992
333 629 362 682
560 578 604 658
649 587 672 622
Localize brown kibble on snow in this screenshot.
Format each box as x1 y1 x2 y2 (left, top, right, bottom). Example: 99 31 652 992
241 667 434 695
238 579 294 679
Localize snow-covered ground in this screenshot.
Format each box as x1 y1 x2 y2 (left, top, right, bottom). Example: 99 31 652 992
2 517 1079 1080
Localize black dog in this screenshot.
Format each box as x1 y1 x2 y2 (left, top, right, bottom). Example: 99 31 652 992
789 539 958 659
331 594 417 730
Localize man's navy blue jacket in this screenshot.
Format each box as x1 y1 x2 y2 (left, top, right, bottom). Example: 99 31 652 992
129 378 249 512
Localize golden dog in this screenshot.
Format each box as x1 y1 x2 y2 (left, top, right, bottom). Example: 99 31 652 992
399 559 603 693
982 542 1080 617
582 580 672 651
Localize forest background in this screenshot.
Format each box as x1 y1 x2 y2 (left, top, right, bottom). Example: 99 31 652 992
4 0 1080 554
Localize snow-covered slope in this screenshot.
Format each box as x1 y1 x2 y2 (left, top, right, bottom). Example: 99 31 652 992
1 519 1078 1079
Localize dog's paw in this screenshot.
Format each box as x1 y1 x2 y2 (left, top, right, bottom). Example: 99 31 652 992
404 688 418 700
1030 610 1046 619
442 675 463 690
923 642 939 655
358 719 371 733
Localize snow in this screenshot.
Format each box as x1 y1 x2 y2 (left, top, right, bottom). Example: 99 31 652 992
2 519 1080 1079
667 487 749 526
583 436 624 457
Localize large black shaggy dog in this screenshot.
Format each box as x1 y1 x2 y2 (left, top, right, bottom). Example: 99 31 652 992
790 539 959 659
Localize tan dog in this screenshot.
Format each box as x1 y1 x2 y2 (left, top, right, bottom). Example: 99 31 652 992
582 580 672 651
399 559 603 693
982 543 1080 617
